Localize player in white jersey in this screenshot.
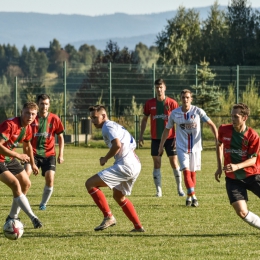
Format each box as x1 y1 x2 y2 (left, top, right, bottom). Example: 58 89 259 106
159 89 218 207
85 105 144 232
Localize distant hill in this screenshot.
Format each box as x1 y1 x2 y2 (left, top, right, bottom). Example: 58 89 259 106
0 6 254 51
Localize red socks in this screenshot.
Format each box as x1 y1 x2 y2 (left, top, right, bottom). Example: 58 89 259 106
119 198 142 229
183 170 195 196
88 187 112 218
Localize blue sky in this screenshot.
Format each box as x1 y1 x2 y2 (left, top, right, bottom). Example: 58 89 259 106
1 0 259 16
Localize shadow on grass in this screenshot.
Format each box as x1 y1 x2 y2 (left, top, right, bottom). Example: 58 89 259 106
22 231 258 238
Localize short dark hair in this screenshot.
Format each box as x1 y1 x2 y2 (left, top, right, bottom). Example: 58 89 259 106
88 105 107 112
154 78 165 85
37 94 50 103
232 103 250 117
22 102 38 111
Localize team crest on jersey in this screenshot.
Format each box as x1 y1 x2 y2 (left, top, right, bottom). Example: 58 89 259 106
190 114 196 119
49 124 53 128
164 105 169 110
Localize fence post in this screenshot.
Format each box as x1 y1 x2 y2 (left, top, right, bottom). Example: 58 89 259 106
236 65 239 104
153 63 156 98
134 115 139 149
109 62 112 118
73 114 79 146
15 76 18 117
63 61 67 132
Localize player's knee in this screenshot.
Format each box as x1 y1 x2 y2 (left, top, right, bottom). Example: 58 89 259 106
85 179 91 190
235 208 248 218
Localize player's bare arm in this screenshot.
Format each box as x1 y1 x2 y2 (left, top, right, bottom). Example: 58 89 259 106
207 119 218 144
158 128 170 156
100 138 121 166
57 133 64 164
139 115 148 147
215 141 223 182
223 156 257 173
0 138 30 163
23 141 39 175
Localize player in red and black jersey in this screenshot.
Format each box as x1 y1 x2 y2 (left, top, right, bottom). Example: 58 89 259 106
0 102 42 228
215 103 260 230
139 78 184 197
25 94 64 211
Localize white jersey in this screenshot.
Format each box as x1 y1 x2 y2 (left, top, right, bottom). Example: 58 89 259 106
102 120 136 163
166 105 210 153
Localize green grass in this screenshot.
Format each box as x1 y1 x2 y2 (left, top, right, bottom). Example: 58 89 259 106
1 147 260 259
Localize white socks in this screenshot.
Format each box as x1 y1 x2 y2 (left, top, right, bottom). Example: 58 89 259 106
40 186 53 206
173 168 184 195
9 198 21 219
153 169 162 197
14 194 36 220
243 211 260 229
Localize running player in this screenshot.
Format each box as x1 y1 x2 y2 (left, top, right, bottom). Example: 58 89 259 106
24 94 64 210
159 89 218 207
215 103 260 231
85 105 144 232
0 102 42 228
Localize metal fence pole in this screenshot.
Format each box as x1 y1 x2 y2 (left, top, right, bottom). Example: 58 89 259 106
63 61 67 132
109 62 112 118
236 65 239 104
15 76 18 117
134 114 138 149
153 63 156 98
73 114 79 146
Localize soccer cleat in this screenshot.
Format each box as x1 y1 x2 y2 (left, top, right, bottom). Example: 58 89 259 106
32 217 43 228
178 190 185 197
5 215 21 222
155 191 162 197
191 199 199 207
186 200 192 206
130 227 145 232
94 216 116 231
39 204 46 210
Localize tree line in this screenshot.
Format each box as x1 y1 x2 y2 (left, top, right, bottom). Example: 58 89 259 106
0 0 259 81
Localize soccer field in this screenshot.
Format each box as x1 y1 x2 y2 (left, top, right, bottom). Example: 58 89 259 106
1 147 260 259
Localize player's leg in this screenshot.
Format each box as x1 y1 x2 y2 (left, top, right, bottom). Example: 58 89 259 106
231 175 260 229
0 168 42 228
39 170 55 210
113 188 144 232
9 167 32 219
165 139 185 196
151 139 162 197
85 173 115 231
39 156 56 210
24 162 33 176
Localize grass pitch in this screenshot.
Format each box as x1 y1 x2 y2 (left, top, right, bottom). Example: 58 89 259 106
1 146 260 259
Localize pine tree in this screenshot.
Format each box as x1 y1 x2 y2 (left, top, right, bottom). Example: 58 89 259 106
191 60 221 114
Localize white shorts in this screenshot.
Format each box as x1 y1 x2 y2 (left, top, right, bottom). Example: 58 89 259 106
177 150 201 172
98 156 141 196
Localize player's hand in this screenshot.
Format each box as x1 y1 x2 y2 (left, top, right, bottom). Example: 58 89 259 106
139 138 144 148
214 168 222 182
99 157 107 166
158 147 164 156
171 138 176 150
57 156 64 164
32 164 39 176
223 163 237 172
18 154 30 164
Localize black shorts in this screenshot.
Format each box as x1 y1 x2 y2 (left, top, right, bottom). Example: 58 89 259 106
226 175 260 204
0 159 24 175
34 155 56 176
151 139 177 157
